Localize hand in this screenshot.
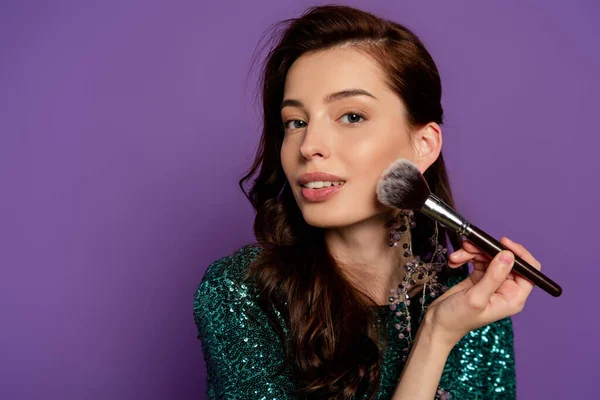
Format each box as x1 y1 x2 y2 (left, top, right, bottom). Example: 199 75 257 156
424 236 542 349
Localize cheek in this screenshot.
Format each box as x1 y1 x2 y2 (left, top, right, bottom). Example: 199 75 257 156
348 135 409 172
280 142 296 180
341 135 412 202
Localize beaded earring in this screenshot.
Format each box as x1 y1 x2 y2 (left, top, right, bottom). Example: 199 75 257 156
385 210 450 359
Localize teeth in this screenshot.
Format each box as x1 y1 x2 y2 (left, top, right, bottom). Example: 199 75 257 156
303 181 345 189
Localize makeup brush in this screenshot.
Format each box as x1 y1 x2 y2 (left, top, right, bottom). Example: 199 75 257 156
376 158 562 297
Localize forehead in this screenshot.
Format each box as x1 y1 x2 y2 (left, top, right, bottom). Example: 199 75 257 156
283 46 389 99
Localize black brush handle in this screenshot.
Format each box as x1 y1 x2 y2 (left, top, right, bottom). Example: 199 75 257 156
466 225 562 297
419 194 562 297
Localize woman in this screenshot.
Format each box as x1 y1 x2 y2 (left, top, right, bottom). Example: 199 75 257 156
194 5 541 399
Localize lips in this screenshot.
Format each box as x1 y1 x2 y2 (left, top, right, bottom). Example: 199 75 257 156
300 183 345 202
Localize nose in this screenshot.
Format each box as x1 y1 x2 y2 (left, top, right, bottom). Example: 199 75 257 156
299 119 331 160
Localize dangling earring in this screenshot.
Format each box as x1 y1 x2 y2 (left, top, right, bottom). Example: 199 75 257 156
385 210 450 359
386 209 415 248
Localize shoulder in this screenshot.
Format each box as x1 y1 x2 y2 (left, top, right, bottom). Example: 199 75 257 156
193 245 296 398
193 244 264 337
197 243 263 290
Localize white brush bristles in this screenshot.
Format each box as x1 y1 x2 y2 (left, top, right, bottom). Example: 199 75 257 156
376 158 431 210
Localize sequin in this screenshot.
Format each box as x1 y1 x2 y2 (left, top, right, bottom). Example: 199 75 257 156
194 244 516 399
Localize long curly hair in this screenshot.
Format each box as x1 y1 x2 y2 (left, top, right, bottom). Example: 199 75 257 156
239 5 468 399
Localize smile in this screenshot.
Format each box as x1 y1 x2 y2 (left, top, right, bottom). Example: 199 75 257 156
300 182 346 201
300 181 346 189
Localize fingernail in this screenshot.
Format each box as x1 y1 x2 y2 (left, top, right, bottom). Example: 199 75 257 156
499 252 514 265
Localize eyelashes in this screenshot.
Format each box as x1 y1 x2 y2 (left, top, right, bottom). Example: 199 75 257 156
282 111 367 131
339 112 366 125
283 119 307 130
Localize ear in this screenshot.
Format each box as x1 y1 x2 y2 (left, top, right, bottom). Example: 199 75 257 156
411 122 442 173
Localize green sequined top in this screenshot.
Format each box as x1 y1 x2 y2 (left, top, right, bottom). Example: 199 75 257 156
194 244 516 399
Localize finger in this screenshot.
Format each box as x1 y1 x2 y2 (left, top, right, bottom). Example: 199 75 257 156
470 252 493 273
466 250 515 307
462 240 486 255
449 248 491 262
447 249 488 270
457 252 491 263
499 237 541 269
448 251 491 267
500 237 541 294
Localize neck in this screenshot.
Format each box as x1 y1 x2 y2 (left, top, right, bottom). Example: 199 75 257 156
324 210 410 306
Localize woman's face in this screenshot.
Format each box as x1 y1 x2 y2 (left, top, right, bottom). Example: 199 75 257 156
280 46 423 229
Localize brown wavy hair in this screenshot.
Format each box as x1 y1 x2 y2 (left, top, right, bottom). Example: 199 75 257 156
239 5 468 399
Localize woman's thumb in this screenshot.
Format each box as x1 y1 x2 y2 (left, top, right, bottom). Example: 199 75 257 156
473 250 515 301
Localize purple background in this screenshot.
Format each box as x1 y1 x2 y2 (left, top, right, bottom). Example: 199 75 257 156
1 0 598 399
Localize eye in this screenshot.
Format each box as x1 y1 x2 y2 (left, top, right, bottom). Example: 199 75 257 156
283 119 307 130
339 112 366 125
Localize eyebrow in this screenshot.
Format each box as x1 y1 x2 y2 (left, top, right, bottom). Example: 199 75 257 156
280 89 377 111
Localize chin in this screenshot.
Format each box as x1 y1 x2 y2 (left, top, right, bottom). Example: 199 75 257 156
300 208 366 229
